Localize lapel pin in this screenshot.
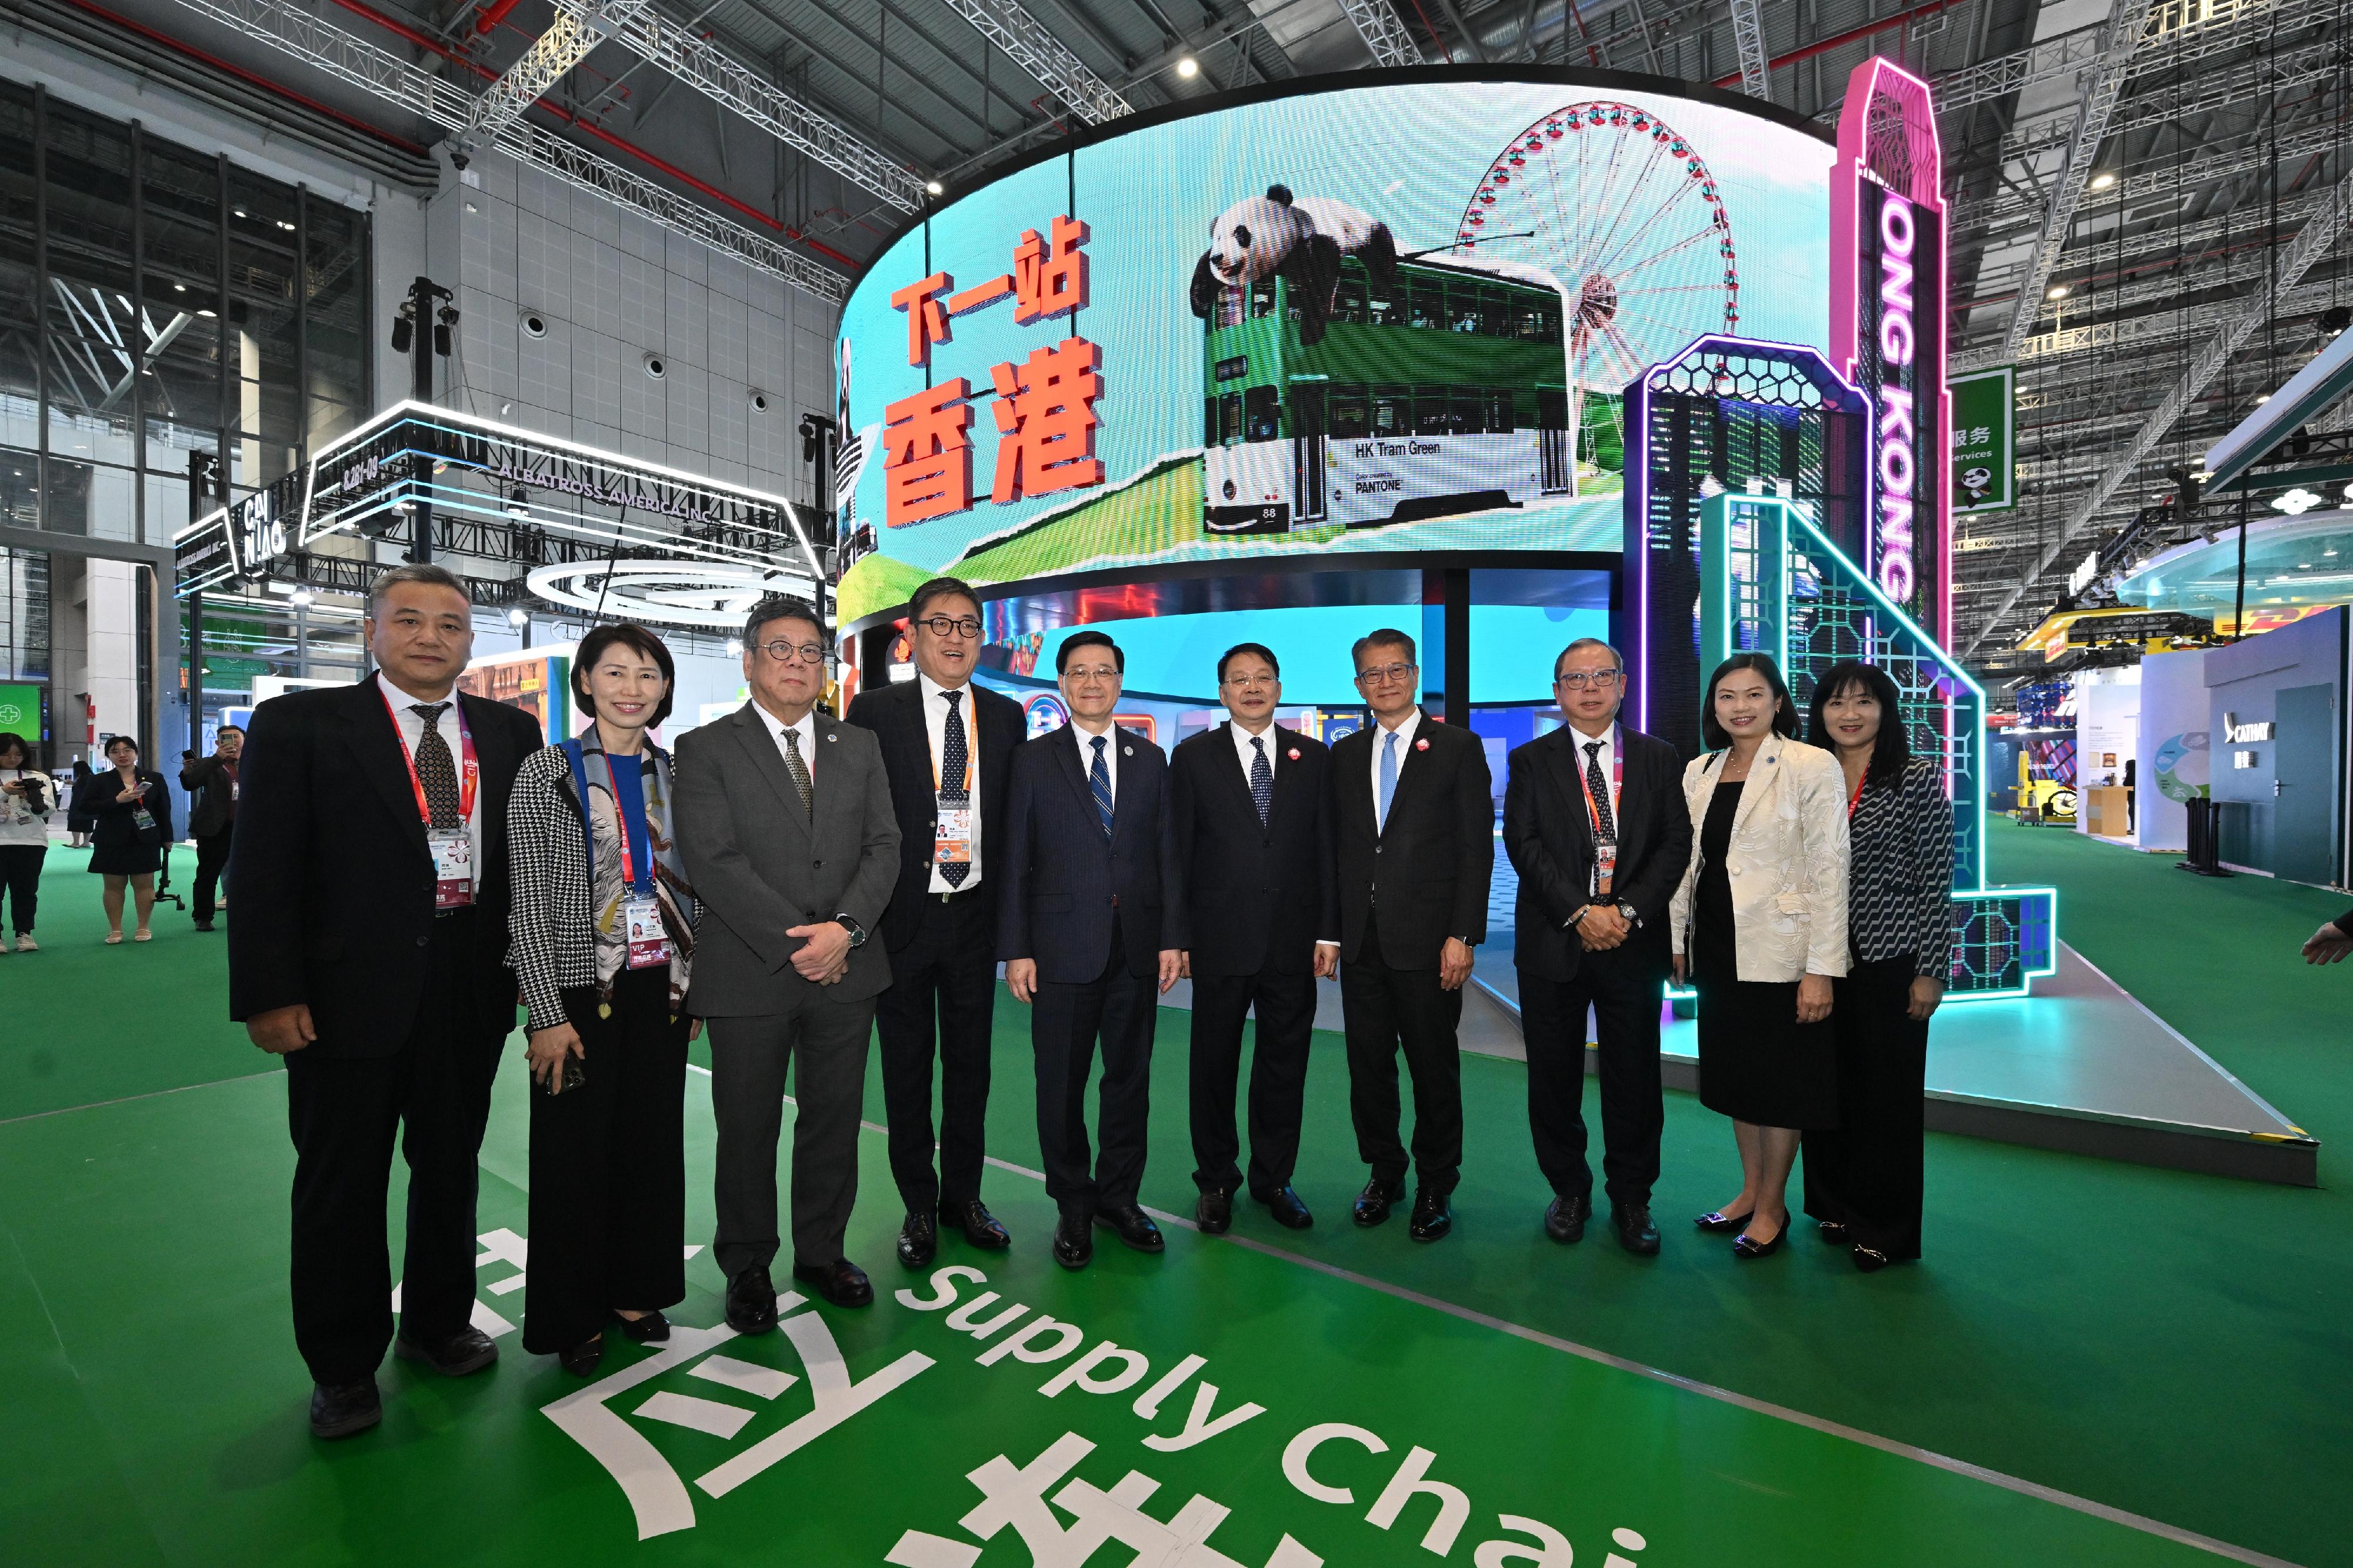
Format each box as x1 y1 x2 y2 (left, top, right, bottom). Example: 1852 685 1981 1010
1415 738 1429 752
1287 747 1301 761
1124 746 1134 756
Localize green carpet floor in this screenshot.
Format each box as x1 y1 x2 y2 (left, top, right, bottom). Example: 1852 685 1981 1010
1 820 2346 1566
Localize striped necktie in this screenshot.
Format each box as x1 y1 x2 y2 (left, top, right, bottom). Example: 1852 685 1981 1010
1088 734 1114 840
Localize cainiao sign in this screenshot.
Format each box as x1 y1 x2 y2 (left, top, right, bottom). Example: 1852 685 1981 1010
1831 58 1949 639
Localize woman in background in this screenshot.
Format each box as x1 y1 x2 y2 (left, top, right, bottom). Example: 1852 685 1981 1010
82 734 171 944
1802 659 1951 1272
508 623 699 1375
66 756 95 847
1669 654 1849 1259
0 731 55 952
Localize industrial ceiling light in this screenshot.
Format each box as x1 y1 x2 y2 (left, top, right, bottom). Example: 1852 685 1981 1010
1176 55 1199 78
2271 487 2324 515
925 179 944 196
2047 285 2069 300
290 586 315 607
2089 171 2116 191
508 607 529 627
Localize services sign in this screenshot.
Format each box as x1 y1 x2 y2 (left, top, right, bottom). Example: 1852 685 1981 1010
1951 365 2016 513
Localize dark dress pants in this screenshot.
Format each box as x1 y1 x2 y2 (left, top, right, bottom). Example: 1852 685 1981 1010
1520 938 1666 1208
522 966 691 1355
1188 963 1314 1199
192 825 233 922
283 908 505 1386
0 843 43 933
1340 909 1465 1194
874 889 996 1215
708 983 875 1280
1032 913 1156 1219
1803 954 1929 1259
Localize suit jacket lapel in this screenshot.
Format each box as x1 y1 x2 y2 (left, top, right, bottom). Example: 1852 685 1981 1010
348 679 431 860
1729 735 1781 835
1264 725 1305 833
1055 723 1101 829
731 703 812 842
810 714 854 845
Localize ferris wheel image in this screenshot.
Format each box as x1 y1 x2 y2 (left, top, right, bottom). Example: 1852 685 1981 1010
1454 102 1739 398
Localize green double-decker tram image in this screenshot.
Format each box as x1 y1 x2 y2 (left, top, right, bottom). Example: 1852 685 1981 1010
1199 255 1622 535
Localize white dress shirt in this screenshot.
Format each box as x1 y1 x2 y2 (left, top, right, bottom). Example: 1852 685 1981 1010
1072 718 1119 803
376 670 482 888
752 700 819 783
1367 707 1423 819
1563 719 1621 900
1229 719 1282 781
921 672 983 892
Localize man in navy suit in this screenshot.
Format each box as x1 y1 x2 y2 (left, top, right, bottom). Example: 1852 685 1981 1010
999 630 1187 1269
1502 637 1691 1255
1170 642 1338 1234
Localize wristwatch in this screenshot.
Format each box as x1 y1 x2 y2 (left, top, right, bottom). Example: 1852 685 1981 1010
1615 900 1640 926
832 912 869 948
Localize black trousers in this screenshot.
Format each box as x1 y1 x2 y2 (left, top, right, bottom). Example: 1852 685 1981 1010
874 889 997 1215
1188 963 1315 1197
522 967 690 1355
1032 913 1156 1219
1519 940 1667 1207
192 826 233 922
0 843 43 934
1340 909 1464 1194
707 985 876 1279
1803 954 1929 1259
283 909 504 1386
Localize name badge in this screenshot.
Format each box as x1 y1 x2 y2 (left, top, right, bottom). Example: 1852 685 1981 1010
1593 836 1618 897
131 804 158 833
935 805 974 865
623 893 671 970
428 828 474 909
229 779 239 801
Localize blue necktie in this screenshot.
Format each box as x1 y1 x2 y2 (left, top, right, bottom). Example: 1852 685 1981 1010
1248 735 1273 828
1377 728 1399 831
1089 735 1114 840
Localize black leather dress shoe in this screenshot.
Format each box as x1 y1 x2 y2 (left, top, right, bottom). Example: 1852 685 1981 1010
1259 1186 1313 1230
1544 1192 1591 1243
558 1335 604 1376
1408 1189 1454 1242
1613 1204 1662 1256
725 1267 779 1334
791 1257 875 1307
1352 1176 1407 1227
1851 1244 1892 1273
392 1324 498 1376
1817 1220 1851 1246
898 1210 938 1269
1094 1205 1165 1253
309 1379 381 1439
616 1310 670 1344
1195 1187 1234 1234
1052 1213 1094 1270
939 1199 1012 1250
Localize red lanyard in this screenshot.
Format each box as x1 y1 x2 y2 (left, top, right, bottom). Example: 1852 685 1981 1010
601 748 655 889
1847 765 1868 819
1572 726 1622 836
379 684 478 827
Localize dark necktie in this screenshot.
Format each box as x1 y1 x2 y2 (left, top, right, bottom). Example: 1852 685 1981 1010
1089 735 1114 840
410 703 461 828
782 726 814 820
1583 739 1616 840
1248 735 1272 828
939 689 970 888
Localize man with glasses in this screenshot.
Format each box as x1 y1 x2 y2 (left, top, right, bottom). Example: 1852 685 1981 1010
998 630 1186 1270
846 578 1024 1269
1169 643 1339 1234
674 596 901 1325
1329 628 1494 1243
1501 637 1689 1255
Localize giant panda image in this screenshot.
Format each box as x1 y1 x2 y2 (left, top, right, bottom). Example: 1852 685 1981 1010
1188 185 1399 348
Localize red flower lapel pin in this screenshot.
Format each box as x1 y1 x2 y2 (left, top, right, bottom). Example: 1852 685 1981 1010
1414 738 1430 752
1287 747 1301 761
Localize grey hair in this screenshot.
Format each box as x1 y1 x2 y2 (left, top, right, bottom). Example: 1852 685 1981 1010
366 563 470 616
1553 636 1625 680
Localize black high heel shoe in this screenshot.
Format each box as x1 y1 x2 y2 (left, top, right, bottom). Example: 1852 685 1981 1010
1695 1209 1753 1233
1732 1216 1787 1259
616 1310 671 1344
559 1334 605 1375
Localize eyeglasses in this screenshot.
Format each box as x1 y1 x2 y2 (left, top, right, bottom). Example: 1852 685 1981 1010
1223 673 1277 689
755 639 826 665
1354 662 1416 686
1555 669 1623 690
915 615 982 640
1064 664 1119 682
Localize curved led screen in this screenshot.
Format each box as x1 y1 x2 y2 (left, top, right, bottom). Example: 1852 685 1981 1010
832 73 1835 624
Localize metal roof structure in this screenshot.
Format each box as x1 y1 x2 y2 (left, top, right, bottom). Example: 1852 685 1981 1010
17 0 2352 673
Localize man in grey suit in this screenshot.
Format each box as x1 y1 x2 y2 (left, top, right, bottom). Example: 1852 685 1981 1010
674 596 900 1325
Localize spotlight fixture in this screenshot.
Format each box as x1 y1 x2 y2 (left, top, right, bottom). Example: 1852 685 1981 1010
290 586 315 607
508 607 529 627
2325 305 2353 336
2047 285 2069 300
505 486 529 518
925 179 944 196
2089 171 2116 191
2255 393 2271 405
2271 487 2323 516
391 308 414 355
1176 55 1199 78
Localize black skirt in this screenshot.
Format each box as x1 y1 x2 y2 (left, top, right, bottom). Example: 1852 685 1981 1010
1691 778 1838 1129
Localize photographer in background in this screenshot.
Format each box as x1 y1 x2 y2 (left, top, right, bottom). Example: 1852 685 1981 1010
181 724 244 932
0 730 54 953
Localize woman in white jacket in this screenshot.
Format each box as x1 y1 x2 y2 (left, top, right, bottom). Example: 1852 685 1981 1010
1669 655 1850 1258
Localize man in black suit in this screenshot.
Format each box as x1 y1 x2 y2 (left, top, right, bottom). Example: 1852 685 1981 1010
229 565 541 1440
999 630 1186 1270
178 722 242 931
1331 628 1494 1243
1170 642 1337 1234
845 577 1024 1269
1502 637 1691 1255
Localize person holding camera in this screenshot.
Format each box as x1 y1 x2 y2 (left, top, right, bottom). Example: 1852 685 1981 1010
181 725 244 932
82 734 171 945
0 730 55 952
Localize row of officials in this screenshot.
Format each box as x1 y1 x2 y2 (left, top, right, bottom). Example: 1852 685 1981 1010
226 565 1952 1440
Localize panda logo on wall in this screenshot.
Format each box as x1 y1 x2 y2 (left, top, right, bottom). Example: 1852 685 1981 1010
1189 185 1399 348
